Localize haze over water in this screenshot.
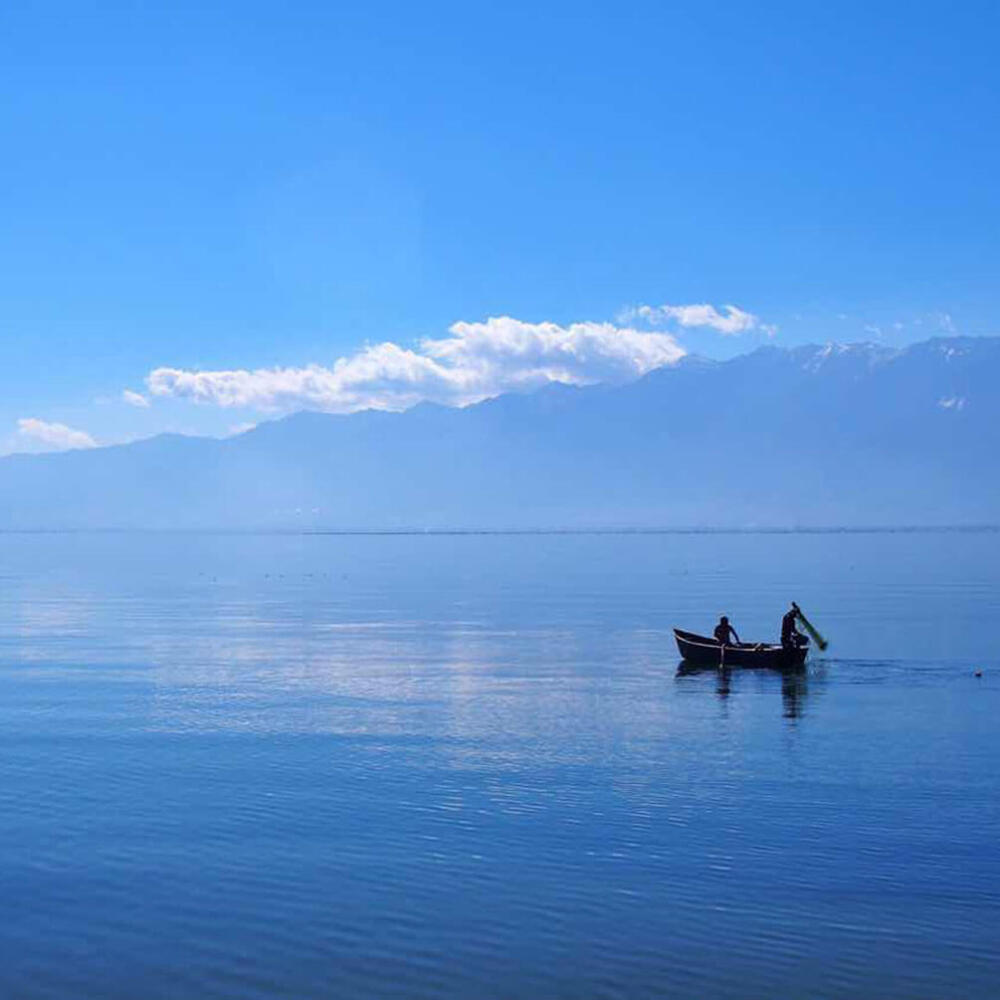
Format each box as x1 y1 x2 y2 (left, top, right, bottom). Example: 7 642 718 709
1 530 998 999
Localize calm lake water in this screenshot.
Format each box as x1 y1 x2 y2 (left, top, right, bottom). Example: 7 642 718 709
1 530 998 999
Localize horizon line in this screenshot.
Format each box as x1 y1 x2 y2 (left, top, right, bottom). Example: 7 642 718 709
0 525 997 536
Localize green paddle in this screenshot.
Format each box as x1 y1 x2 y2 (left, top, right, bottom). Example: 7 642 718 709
792 602 828 651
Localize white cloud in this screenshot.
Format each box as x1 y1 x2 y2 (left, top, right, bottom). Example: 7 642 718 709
15 418 97 452
145 316 686 414
225 422 258 437
934 312 957 335
620 302 774 336
122 389 150 407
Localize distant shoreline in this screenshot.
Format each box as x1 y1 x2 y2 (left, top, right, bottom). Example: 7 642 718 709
0 525 998 537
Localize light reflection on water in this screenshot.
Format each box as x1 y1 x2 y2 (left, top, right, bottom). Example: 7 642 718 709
0 531 998 999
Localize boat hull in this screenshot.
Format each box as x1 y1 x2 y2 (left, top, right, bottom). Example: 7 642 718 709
674 628 807 669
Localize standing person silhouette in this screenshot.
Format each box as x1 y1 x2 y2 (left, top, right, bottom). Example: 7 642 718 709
713 616 740 646
781 603 804 650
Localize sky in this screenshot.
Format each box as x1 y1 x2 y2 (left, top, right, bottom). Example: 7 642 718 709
1 0 998 453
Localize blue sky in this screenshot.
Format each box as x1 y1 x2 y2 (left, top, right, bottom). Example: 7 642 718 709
1 0 998 451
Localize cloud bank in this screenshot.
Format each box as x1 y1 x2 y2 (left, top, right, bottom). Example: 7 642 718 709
146 316 687 414
16 418 97 452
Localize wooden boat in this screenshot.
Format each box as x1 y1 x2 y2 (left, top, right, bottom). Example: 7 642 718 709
673 628 808 670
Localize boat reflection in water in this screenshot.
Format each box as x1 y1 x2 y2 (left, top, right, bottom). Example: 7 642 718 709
675 661 813 720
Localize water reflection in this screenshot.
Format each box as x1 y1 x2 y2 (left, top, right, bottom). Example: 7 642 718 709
781 669 807 719
1 533 999 1000
675 661 814 719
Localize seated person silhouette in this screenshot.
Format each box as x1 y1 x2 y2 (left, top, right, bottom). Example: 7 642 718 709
713 616 740 646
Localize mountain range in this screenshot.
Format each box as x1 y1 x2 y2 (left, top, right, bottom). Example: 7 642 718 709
2 335 997 529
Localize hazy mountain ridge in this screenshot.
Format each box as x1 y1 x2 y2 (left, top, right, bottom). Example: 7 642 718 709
2 336 997 529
